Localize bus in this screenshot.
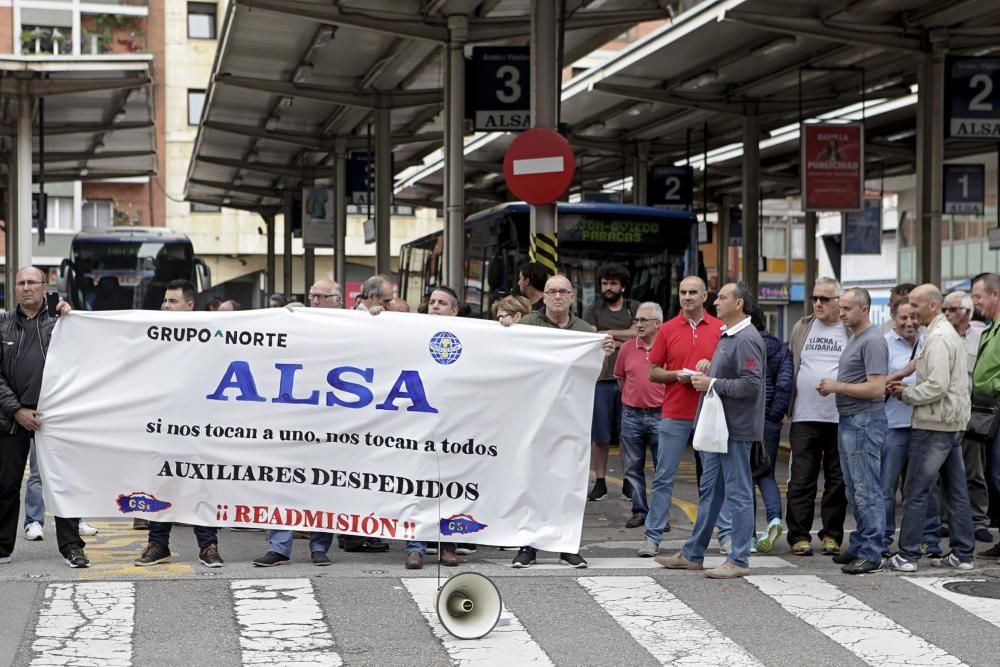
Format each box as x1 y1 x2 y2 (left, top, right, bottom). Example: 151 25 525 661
60 227 210 311
398 202 701 317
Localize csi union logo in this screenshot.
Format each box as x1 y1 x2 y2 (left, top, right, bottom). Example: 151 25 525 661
429 331 462 365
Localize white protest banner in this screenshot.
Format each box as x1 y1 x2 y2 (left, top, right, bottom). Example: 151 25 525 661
35 309 603 553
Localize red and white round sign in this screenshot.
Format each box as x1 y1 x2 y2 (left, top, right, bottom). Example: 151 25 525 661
502 128 576 205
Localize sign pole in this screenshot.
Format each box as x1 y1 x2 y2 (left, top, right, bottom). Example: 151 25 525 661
530 0 558 272
445 16 467 290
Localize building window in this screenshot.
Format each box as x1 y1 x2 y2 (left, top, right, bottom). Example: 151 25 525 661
191 202 221 213
188 2 217 40
82 200 114 230
34 196 75 232
188 90 206 125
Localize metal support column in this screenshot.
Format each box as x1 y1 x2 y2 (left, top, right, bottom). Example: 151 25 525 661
444 16 467 289
717 196 731 287
375 107 391 276
264 212 276 296
529 0 557 238
15 90 33 278
283 191 293 300
916 51 944 285
634 141 649 205
334 141 347 289
805 211 817 315
304 247 315 294
741 114 760 296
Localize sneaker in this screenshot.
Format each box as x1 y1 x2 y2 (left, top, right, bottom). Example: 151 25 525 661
0 556 10 564
930 552 974 570
77 521 99 537
637 539 658 557
832 550 856 565
718 538 730 555
791 540 813 556
64 548 89 568
975 528 994 543
560 553 588 568
821 537 841 556
135 542 171 566
705 561 749 579
843 558 882 575
252 551 289 567
587 479 608 501
925 551 943 564
511 547 536 568
405 552 423 570
978 543 1000 560
455 544 477 556
750 536 758 554
755 518 782 554
133 518 149 530
625 514 644 529
24 522 43 541
655 552 704 570
311 551 332 566
884 554 917 572
199 544 224 568
621 479 633 500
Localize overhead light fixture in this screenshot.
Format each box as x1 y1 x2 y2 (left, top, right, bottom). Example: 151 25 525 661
79 168 89 176
223 197 232 205
884 129 916 142
265 116 279 131
751 36 796 57
277 96 293 110
114 109 127 122
314 25 336 49
680 71 719 90
293 63 313 84
624 102 652 117
93 141 105 154
233 175 243 186
246 149 259 162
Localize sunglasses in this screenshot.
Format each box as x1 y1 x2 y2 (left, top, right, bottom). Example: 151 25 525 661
812 295 835 303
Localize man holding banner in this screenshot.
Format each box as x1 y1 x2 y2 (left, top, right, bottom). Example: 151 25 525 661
0 267 87 568
136 279 224 568
509 274 615 568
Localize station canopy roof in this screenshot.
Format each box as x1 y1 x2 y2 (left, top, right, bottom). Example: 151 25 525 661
0 55 156 184
186 0 1000 215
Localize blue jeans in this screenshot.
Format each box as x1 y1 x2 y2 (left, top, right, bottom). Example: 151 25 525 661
644 418 693 544
681 440 755 568
900 430 975 562
881 427 941 552
268 530 333 557
620 407 660 517
838 410 887 563
717 421 783 543
24 441 44 525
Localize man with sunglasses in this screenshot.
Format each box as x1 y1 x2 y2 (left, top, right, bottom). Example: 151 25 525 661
614 303 665 529
784 276 849 557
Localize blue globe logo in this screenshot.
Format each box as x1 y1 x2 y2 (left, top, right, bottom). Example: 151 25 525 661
429 331 462 365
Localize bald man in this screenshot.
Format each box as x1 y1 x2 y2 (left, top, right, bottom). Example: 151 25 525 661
307 279 343 309
886 284 974 572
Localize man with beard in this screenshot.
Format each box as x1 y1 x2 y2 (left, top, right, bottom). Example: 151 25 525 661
584 263 639 502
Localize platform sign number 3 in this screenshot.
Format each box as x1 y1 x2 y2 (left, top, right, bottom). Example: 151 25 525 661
946 56 1000 140
472 46 531 131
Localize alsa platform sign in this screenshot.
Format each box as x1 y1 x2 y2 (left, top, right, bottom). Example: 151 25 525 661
471 46 530 131
947 57 1000 140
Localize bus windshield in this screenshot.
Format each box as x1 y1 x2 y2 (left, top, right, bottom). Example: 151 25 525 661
69 239 194 310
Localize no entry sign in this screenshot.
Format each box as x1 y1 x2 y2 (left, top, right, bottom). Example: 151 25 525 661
503 128 575 205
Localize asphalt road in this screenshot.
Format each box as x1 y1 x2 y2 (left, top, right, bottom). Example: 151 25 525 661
3 447 1000 666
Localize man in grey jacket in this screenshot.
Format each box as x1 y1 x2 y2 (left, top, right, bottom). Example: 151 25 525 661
657 282 765 579
886 284 975 572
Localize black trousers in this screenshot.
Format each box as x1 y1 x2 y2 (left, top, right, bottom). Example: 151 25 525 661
0 429 84 558
785 421 847 546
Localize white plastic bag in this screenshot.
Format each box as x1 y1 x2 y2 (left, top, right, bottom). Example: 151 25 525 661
692 382 728 454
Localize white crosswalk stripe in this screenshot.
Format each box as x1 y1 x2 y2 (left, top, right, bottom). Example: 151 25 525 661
401 577 553 665
30 582 134 667
904 577 1000 629
578 576 763 666
231 578 342 666
747 574 965 666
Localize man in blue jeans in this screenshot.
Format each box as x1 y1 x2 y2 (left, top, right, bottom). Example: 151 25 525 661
886 284 974 571
817 287 888 575
657 281 765 579
613 302 665 528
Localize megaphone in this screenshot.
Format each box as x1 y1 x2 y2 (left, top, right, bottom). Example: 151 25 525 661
435 572 502 640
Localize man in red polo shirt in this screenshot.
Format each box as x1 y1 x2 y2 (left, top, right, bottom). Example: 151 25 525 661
638 276 723 557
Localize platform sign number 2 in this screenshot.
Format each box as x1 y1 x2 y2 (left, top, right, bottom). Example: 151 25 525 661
946 56 1000 140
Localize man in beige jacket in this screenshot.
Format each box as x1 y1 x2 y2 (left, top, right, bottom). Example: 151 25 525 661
885 284 974 572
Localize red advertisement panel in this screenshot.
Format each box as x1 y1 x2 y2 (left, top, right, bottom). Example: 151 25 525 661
801 122 864 211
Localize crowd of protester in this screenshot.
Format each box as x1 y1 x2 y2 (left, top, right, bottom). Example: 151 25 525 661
3 262 999 578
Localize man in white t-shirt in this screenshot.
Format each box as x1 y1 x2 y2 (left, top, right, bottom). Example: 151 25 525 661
784 277 850 557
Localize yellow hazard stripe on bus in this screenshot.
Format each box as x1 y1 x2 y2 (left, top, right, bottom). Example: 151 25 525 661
529 233 558 275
